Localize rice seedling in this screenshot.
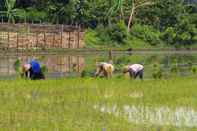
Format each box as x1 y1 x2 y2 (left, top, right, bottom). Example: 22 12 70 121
0 77 196 130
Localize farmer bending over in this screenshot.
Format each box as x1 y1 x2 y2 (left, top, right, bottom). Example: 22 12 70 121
95 62 114 78
123 64 144 79
21 59 45 80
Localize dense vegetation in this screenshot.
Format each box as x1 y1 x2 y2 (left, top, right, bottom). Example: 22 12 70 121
0 0 197 48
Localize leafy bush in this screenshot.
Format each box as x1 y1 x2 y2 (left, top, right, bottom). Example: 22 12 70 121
161 16 197 46
161 27 176 45
152 63 163 79
81 69 94 77
84 29 102 47
26 8 48 22
170 60 179 74
96 24 112 43
131 24 161 46
85 21 128 46
41 65 48 74
13 59 21 73
107 20 128 44
191 67 197 74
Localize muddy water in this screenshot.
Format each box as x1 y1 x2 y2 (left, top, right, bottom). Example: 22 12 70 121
0 54 85 79
0 51 197 79
94 104 197 127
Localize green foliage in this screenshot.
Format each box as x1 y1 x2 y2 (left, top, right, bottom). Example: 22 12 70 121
170 60 179 74
85 21 128 46
26 8 47 22
0 0 26 23
162 15 197 46
48 0 78 24
81 69 94 77
161 27 176 45
188 61 197 74
1 78 197 130
41 65 48 74
0 0 197 48
131 24 161 46
108 20 128 44
152 63 162 79
13 59 21 72
84 29 101 47
191 66 197 74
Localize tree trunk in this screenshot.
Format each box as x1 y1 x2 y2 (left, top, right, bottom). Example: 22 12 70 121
120 6 124 20
127 5 135 32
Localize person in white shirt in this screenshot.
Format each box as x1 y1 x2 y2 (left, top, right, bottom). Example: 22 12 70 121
123 64 144 79
95 62 114 78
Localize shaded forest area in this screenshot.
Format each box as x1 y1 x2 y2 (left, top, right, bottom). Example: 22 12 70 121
0 0 197 48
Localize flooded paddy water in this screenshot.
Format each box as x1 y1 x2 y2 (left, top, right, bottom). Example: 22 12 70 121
94 104 197 128
0 51 197 129
0 50 197 79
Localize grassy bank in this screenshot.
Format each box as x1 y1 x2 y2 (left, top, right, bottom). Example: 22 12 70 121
0 77 197 130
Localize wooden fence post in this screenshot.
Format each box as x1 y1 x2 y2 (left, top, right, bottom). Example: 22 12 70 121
36 33 38 49
16 32 19 51
27 28 29 50
53 33 55 48
68 32 71 48
68 56 71 72
77 25 80 48
26 30 28 50
44 32 46 50
77 56 80 72
61 24 63 48
7 31 10 50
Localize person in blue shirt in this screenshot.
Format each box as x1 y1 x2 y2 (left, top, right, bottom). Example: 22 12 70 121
21 59 45 80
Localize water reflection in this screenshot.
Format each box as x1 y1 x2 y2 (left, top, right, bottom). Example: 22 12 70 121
0 52 197 79
94 104 197 127
0 54 85 78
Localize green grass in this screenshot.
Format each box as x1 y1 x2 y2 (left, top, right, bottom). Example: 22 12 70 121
84 28 170 50
0 77 197 130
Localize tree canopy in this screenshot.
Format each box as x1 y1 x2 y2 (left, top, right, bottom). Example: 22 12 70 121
0 0 197 47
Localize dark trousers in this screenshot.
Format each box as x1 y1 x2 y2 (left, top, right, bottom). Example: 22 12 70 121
26 68 45 80
30 72 45 80
129 69 143 79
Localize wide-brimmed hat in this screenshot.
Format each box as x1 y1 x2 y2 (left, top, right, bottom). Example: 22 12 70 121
123 65 129 73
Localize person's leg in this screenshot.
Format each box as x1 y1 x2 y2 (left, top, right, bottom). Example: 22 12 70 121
29 68 34 79
95 66 103 77
133 72 138 79
25 71 29 78
37 72 45 80
129 69 136 79
40 72 45 79
103 70 108 78
32 73 40 80
30 73 36 80
139 69 144 80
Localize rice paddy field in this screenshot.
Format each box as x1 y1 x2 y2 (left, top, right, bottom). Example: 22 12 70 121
0 77 197 131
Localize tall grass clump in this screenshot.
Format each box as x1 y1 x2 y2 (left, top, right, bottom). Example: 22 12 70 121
131 24 161 46
152 63 163 79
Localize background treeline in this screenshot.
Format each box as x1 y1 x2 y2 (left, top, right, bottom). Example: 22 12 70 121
0 0 197 48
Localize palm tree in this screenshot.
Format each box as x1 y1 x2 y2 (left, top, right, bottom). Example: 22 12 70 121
107 0 124 24
0 0 26 23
